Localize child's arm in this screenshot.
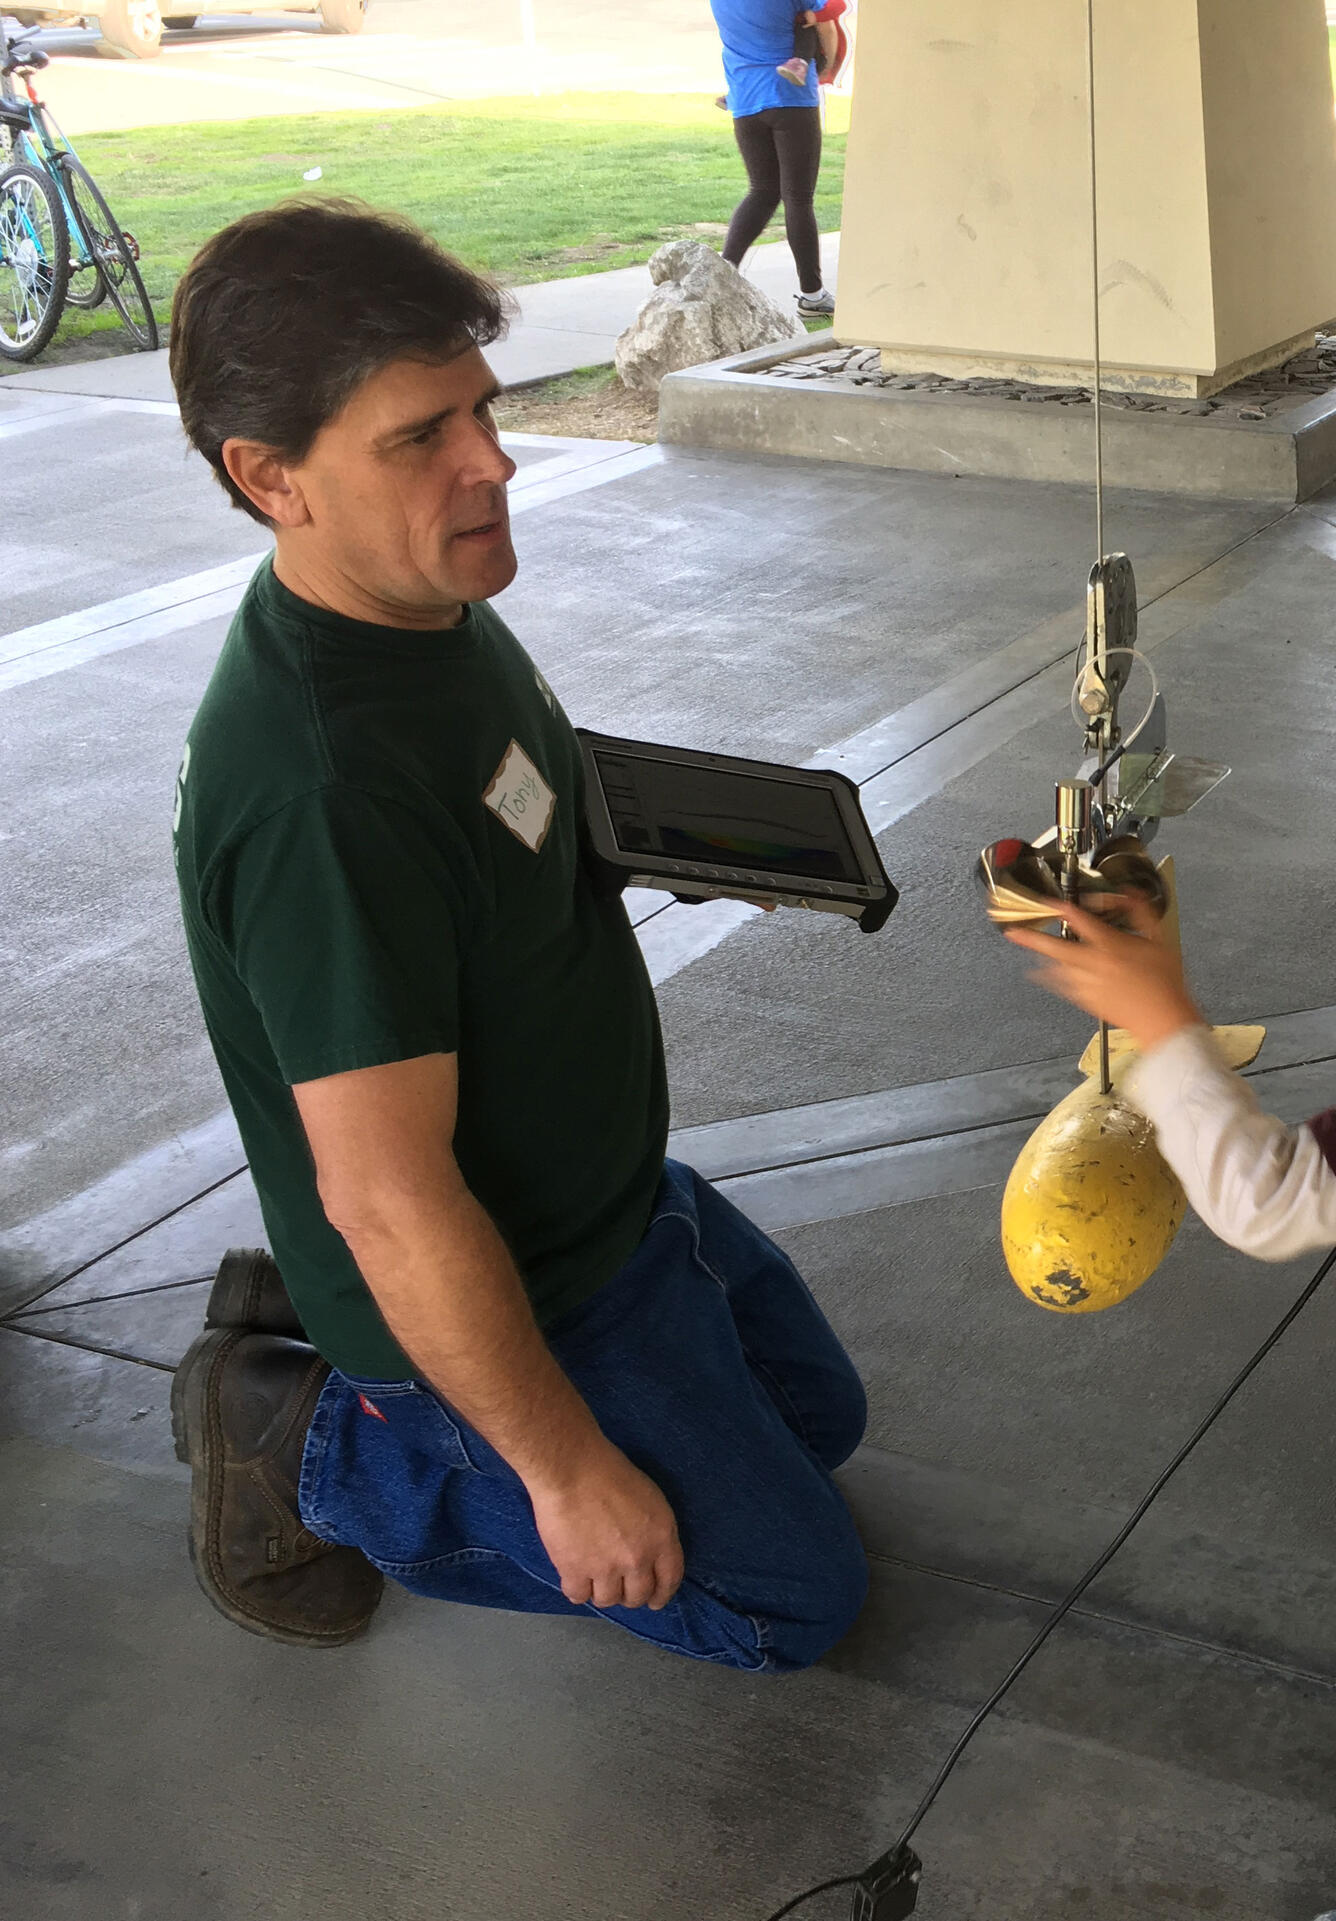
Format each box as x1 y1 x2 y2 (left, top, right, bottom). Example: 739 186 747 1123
1006 901 1336 1261
1124 1026 1336 1261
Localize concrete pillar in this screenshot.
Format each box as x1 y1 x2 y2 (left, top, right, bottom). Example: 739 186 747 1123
836 0 1336 397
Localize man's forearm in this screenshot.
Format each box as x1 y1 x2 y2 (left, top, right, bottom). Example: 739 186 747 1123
334 1178 607 1493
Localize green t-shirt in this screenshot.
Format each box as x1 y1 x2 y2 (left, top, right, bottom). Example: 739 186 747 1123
174 559 669 1380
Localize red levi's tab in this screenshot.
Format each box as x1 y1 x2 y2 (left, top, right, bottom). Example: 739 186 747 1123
357 1394 388 1423
1308 1108 1336 1174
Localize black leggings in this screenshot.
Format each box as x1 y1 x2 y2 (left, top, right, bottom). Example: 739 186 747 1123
723 105 823 295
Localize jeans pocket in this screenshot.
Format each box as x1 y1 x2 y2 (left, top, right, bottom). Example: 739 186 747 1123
342 1376 480 1472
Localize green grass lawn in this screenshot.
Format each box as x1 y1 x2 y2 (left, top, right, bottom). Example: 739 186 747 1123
62 92 847 346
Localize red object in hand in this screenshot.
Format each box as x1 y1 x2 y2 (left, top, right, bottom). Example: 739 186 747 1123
810 0 851 84
993 838 1028 868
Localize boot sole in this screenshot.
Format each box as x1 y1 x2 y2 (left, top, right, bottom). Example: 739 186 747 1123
171 1328 377 1650
204 1247 306 1340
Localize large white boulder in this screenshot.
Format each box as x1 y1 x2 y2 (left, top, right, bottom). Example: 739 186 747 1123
615 240 804 396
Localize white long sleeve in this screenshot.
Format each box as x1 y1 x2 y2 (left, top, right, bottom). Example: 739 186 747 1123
1122 1025 1336 1262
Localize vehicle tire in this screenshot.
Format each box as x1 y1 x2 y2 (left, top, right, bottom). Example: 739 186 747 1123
0 161 69 361
163 14 198 25
97 0 164 58
57 154 158 349
320 0 366 34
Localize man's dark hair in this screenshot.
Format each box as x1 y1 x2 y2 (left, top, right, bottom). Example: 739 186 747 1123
170 199 510 524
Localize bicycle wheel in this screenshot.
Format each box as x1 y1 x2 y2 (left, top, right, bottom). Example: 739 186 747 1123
57 154 157 349
0 161 69 361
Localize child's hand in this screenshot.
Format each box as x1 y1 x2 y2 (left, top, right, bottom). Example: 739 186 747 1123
800 9 818 22
1004 895 1203 1053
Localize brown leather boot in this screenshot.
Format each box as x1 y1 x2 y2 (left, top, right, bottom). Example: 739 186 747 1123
171 1328 383 1648
204 1247 307 1340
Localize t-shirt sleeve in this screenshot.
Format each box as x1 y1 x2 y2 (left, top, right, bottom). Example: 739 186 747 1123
209 785 474 1086
1124 1025 1336 1262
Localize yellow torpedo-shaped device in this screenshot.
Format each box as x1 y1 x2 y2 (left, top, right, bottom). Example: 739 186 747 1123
1001 1023 1265 1313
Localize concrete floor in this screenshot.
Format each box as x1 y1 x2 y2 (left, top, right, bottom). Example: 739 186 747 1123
3 360 1336 1921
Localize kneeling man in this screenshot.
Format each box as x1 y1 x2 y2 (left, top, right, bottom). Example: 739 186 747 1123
170 200 868 1671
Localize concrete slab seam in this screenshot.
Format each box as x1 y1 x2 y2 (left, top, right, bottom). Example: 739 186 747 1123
865 1547 1336 1695
3 1318 174 1373
5 1274 216 1320
2 1164 248 1319
15 998 1336 1325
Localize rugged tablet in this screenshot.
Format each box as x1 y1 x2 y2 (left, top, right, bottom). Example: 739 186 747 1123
577 730 897 933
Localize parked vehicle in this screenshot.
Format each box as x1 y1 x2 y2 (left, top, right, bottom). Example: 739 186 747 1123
1 1 366 62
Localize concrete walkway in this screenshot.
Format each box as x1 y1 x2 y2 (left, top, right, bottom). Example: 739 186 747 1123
26 2 745 136
0 234 839 394
6 324 1336 1921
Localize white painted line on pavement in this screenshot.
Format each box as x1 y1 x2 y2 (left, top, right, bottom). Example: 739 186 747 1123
507 439 641 493
0 554 264 676
0 442 664 695
0 399 115 441
0 394 189 435
509 443 663 511
0 586 251 695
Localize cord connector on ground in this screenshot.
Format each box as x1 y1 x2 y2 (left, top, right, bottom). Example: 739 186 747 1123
850 1844 921 1920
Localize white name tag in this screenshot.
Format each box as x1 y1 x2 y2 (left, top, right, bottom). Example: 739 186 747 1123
483 740 557 853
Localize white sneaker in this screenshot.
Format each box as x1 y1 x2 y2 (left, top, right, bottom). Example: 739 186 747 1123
796 288 835 316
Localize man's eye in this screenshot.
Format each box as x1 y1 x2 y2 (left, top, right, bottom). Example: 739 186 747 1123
408 427 437 447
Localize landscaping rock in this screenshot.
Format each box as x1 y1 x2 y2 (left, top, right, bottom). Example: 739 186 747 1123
614 240 803 395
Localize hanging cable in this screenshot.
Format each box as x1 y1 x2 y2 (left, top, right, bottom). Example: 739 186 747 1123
1086 0 1105 563
1083 0 1113 1092
762 1243 1336 1920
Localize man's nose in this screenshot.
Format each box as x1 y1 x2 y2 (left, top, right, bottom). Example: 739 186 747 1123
464 413 518 488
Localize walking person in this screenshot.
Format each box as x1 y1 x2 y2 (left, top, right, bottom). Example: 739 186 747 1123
710 0 842 315
167 199 869 1671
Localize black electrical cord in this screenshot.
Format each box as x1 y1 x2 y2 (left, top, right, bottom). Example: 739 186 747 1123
1089 736 1127 788
763 1242 1336 1921
762 1874 861 1920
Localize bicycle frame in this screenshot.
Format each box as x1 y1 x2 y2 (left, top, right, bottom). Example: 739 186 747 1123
1 102 92 280
0 43 96 278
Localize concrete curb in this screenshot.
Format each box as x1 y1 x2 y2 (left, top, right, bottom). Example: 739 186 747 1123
658 333 1336 501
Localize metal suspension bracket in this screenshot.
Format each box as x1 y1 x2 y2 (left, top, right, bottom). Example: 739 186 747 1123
1078 552 1137 762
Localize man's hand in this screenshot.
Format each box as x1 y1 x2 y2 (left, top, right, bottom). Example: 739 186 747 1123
528 1444 684 1612
1004 895 1203 1053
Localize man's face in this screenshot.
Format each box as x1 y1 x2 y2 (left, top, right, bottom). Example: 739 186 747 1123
285 347 518 622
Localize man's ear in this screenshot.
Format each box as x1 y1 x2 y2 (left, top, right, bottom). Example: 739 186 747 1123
222 440 311 528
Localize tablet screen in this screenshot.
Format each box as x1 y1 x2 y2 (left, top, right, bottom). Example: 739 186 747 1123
592 750 864 883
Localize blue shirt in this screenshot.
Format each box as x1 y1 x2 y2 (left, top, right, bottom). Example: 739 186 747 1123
709 0 820 117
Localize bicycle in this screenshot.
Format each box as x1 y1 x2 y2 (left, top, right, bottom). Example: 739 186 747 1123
0 19 157 361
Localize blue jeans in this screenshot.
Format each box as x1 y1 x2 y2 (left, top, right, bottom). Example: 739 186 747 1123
298 1160 869 1672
